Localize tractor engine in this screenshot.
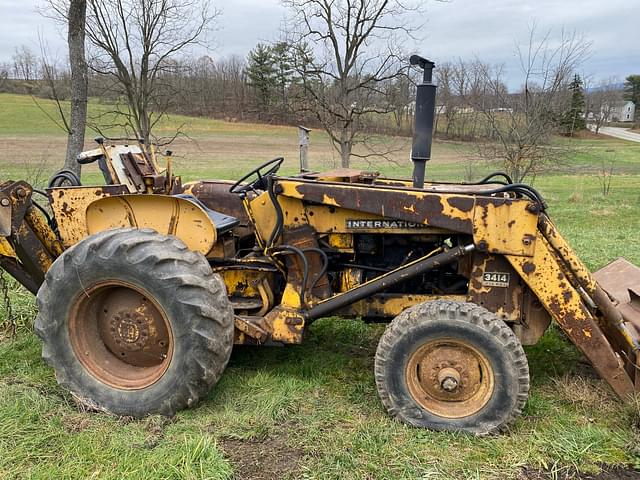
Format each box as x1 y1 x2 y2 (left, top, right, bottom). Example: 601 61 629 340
329 234 470 297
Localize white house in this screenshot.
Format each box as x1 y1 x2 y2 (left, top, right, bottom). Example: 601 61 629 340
603 101 635 122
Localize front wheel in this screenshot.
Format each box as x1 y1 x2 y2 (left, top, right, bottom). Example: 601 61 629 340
35 228 234 417
374 300 529 434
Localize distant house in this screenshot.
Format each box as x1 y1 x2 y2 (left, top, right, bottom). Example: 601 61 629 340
454 105 475 114
603 101 635 122
489 107 514 114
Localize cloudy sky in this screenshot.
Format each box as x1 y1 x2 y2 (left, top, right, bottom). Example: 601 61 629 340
0 0 637 87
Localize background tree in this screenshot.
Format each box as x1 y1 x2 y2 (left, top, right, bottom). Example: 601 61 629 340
246 44 277 119
283 0 423 168
464 27 590 182
65 0 88 176
0 64 8 90
586 79 621 134
623 74 640 128
12 46 39 83
271 41 296 117
83 0 217 147
384 73 414 134
435 62 458 138
560 73 586 136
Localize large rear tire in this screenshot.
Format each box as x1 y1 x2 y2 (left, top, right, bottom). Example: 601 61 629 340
35 228 234 417
374 300 529 434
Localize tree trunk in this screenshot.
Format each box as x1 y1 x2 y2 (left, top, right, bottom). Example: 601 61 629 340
64 0 87 177
340 129 351 168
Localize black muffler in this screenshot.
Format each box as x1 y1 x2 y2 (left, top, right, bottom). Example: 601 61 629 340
410 55 437 189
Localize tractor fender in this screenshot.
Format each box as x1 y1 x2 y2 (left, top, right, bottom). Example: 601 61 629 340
85 195 217 256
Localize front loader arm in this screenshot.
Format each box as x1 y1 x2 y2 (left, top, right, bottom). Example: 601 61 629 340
507 214 639 400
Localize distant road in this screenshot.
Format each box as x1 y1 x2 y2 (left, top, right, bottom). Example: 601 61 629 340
589 125 640 143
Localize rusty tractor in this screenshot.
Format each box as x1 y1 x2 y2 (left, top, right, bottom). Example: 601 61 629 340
1 56 639 434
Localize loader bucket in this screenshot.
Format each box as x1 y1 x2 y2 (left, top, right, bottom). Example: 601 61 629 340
594 258 640 337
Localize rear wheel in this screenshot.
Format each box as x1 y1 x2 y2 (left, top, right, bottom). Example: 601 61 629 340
35 228 234 417
374 300 529 434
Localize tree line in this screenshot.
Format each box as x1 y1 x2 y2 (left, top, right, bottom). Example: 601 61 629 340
0 0 638 179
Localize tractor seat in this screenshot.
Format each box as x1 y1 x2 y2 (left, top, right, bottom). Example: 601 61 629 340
175 194 240 235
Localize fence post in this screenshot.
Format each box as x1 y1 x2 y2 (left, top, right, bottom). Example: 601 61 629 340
298 125 311 172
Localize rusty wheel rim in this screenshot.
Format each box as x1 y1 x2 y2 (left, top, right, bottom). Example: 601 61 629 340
405 338 494 418
69 280 173 390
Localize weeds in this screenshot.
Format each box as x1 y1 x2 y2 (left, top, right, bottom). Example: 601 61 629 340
597 156 615 196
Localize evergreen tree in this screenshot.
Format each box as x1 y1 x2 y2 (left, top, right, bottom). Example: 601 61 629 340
561 74 586 135
246 43 277 114
271 42 295 110
623 74 640 127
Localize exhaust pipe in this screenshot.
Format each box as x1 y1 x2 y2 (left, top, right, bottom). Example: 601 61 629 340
410 55 437 189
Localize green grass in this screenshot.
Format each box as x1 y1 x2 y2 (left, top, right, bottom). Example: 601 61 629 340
1 93 640 479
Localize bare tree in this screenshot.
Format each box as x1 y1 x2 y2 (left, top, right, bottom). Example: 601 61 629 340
12 46 39 81
435 62 459 138
587 79 621 134
36 45 72 128
464 27 591 182
0 63 9 90
64 0 88 176
34 0 87 176
283 0 424 168
384 72 415 134
77 0 217 147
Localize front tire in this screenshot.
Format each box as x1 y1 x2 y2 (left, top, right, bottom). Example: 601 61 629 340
374 300 529 434
35 228 234 417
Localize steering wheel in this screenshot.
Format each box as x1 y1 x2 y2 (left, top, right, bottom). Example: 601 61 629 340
229 157 284 194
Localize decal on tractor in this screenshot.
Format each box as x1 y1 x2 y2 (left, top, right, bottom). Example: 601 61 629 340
482 272 510 288
345 219 427 230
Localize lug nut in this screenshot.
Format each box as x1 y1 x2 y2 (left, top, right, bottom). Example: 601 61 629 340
0 198 9 207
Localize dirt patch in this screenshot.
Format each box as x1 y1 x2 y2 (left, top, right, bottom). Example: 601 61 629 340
220 430 304 480
519 465 640 479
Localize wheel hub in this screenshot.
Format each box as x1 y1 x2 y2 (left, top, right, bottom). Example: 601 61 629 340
69 281 173 390
406 338 494 418
111 312 148 349
438 367 461 392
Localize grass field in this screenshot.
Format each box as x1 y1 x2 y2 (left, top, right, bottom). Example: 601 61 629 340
1 93 640 479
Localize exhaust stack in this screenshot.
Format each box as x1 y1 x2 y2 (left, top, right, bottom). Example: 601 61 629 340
410 55 437 189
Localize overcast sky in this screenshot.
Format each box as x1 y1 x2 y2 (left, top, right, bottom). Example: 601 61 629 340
0 0 637 88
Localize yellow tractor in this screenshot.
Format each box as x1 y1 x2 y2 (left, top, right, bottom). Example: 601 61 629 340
1 56 639 434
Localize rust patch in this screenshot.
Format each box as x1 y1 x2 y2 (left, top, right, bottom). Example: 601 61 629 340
61 202 76 217
447 196 474 212
294 182 473 233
